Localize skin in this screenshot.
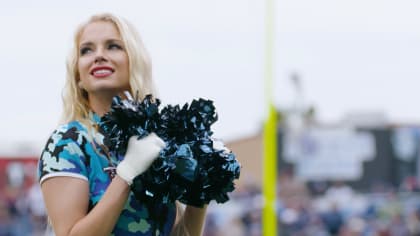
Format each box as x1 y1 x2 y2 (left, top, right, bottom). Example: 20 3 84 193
184 205 208 235
41 20 207 236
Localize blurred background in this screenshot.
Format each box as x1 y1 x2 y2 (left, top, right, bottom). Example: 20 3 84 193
1 0 420 235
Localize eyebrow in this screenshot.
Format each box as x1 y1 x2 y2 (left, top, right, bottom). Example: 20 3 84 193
79 38 124 48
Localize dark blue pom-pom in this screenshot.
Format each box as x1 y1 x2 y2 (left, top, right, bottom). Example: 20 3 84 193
100 94 240 207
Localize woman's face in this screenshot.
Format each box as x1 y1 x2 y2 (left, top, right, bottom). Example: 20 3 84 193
77 21 130 98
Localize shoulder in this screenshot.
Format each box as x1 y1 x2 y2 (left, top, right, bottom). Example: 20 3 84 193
39 121 91 183
54 120 88 137
47 121 89 145
41 121 91 161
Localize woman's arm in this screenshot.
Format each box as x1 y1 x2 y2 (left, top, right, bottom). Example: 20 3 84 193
41 175 129 236
172 203 208 236
184 205 207 236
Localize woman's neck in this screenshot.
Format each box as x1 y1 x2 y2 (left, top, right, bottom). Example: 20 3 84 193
88 94 113 116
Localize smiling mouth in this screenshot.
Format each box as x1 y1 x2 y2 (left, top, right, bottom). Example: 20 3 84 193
91 68 114 78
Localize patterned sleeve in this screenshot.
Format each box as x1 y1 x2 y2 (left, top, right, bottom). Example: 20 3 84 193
38 123 89 184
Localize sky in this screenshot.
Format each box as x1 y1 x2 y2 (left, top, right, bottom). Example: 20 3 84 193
1 0 420 156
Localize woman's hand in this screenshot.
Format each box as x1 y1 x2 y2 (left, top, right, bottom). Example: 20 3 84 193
117 133 165 185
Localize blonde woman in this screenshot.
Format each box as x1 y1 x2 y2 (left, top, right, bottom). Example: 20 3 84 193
38 13 206 236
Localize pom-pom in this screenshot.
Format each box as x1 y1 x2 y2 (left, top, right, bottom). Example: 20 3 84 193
100 93 241 207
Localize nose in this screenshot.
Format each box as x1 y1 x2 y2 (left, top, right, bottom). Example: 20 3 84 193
94 48 108 63
94 55 107 63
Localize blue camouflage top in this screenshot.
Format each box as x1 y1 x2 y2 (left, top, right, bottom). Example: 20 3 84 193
38 113 176 236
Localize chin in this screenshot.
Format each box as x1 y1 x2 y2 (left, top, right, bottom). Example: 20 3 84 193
89 86 127 96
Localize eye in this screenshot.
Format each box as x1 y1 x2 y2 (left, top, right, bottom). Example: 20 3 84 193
80 47 92 56
108 43 123 50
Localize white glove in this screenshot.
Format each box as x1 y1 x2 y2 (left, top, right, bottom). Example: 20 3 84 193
212 138 230 152
116 133 165 185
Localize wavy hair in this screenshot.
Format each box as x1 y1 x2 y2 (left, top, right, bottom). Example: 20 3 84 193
61 13 156 124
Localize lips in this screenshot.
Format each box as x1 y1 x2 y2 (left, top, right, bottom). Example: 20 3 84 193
90 66 115 78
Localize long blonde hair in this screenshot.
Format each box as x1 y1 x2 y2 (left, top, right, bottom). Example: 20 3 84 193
61 13 156 124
